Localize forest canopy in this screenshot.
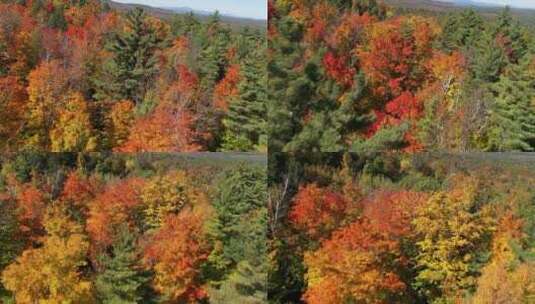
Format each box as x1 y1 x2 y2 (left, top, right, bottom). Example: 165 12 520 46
268 152 535 303
268 0 535 152
0 152 267 303
0 0 267 152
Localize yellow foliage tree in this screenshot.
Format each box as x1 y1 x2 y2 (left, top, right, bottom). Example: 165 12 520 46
25 60 68 149
49 91 97 152
1 205 94 303
107 100 134 148
412 176 495 301
141 171 208 230
471 214 535 304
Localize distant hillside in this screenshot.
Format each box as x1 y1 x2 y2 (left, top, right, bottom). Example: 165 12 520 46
106 0 266 31
383 0 535 27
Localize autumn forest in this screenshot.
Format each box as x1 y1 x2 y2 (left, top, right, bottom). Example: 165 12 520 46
1 0 535 303
268 0 535 152
268 152 535 303
0 153 267 303
0 0 266 152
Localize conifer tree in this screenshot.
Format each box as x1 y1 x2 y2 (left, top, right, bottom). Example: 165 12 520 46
493 6 528 63
268 15 306 152
208 166 267 275
479 58 535 151
94 8 162 104
440 8 484 52
472 30 507 83
95 226 149 304
198 12 231 92
222 46 267 151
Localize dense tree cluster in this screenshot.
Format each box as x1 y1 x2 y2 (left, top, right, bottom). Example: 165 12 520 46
268 0 535 152
0 0 267 152
268 153 535 303
0 153 267 303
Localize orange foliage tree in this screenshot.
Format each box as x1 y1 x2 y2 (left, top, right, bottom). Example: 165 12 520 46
86 178 145 251
143 210 210 302
288 183 353 240
213 64 240 110
303 189 428 304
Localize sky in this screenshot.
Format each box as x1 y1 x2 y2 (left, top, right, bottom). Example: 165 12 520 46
443 0 535 9
114 0 267 19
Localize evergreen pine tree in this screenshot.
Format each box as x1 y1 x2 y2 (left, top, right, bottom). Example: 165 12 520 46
208 208 267 303
479 58 535 151
47 4 67 30
198 12 231 91
95 226 150 304
94 8 162 104
440 8 484 52
208 166 267 275
472 30 507 83
222 46 267 151
268 15 307 152
493 6 528 63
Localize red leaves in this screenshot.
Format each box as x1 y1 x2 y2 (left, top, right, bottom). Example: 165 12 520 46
60 172 99 211
322 52 355 87
359 17 437 98
176 64 199 96
304 218 406 304
289 184 351 239
302 189 429 303
385 91 422 121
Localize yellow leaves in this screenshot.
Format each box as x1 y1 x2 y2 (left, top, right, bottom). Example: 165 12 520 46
141 171 208 230
26 60 69 147
472 244 535 304
50 92 97 152
1 205 94 304
107 100 134 147
412 178 496 298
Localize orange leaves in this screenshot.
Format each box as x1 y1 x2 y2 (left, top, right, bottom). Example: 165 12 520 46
213 64 241 110
116 105 201 153
304 218 405 304
429 51 466 83
142 210 210 302
0 76 26 146
359 17 437 98
16 184 46 238
60 171 99 211
301 188 430 303
289 183 351 240
330 13 374 51
87 178 145 249
363 190 428 238
175 64 199 101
